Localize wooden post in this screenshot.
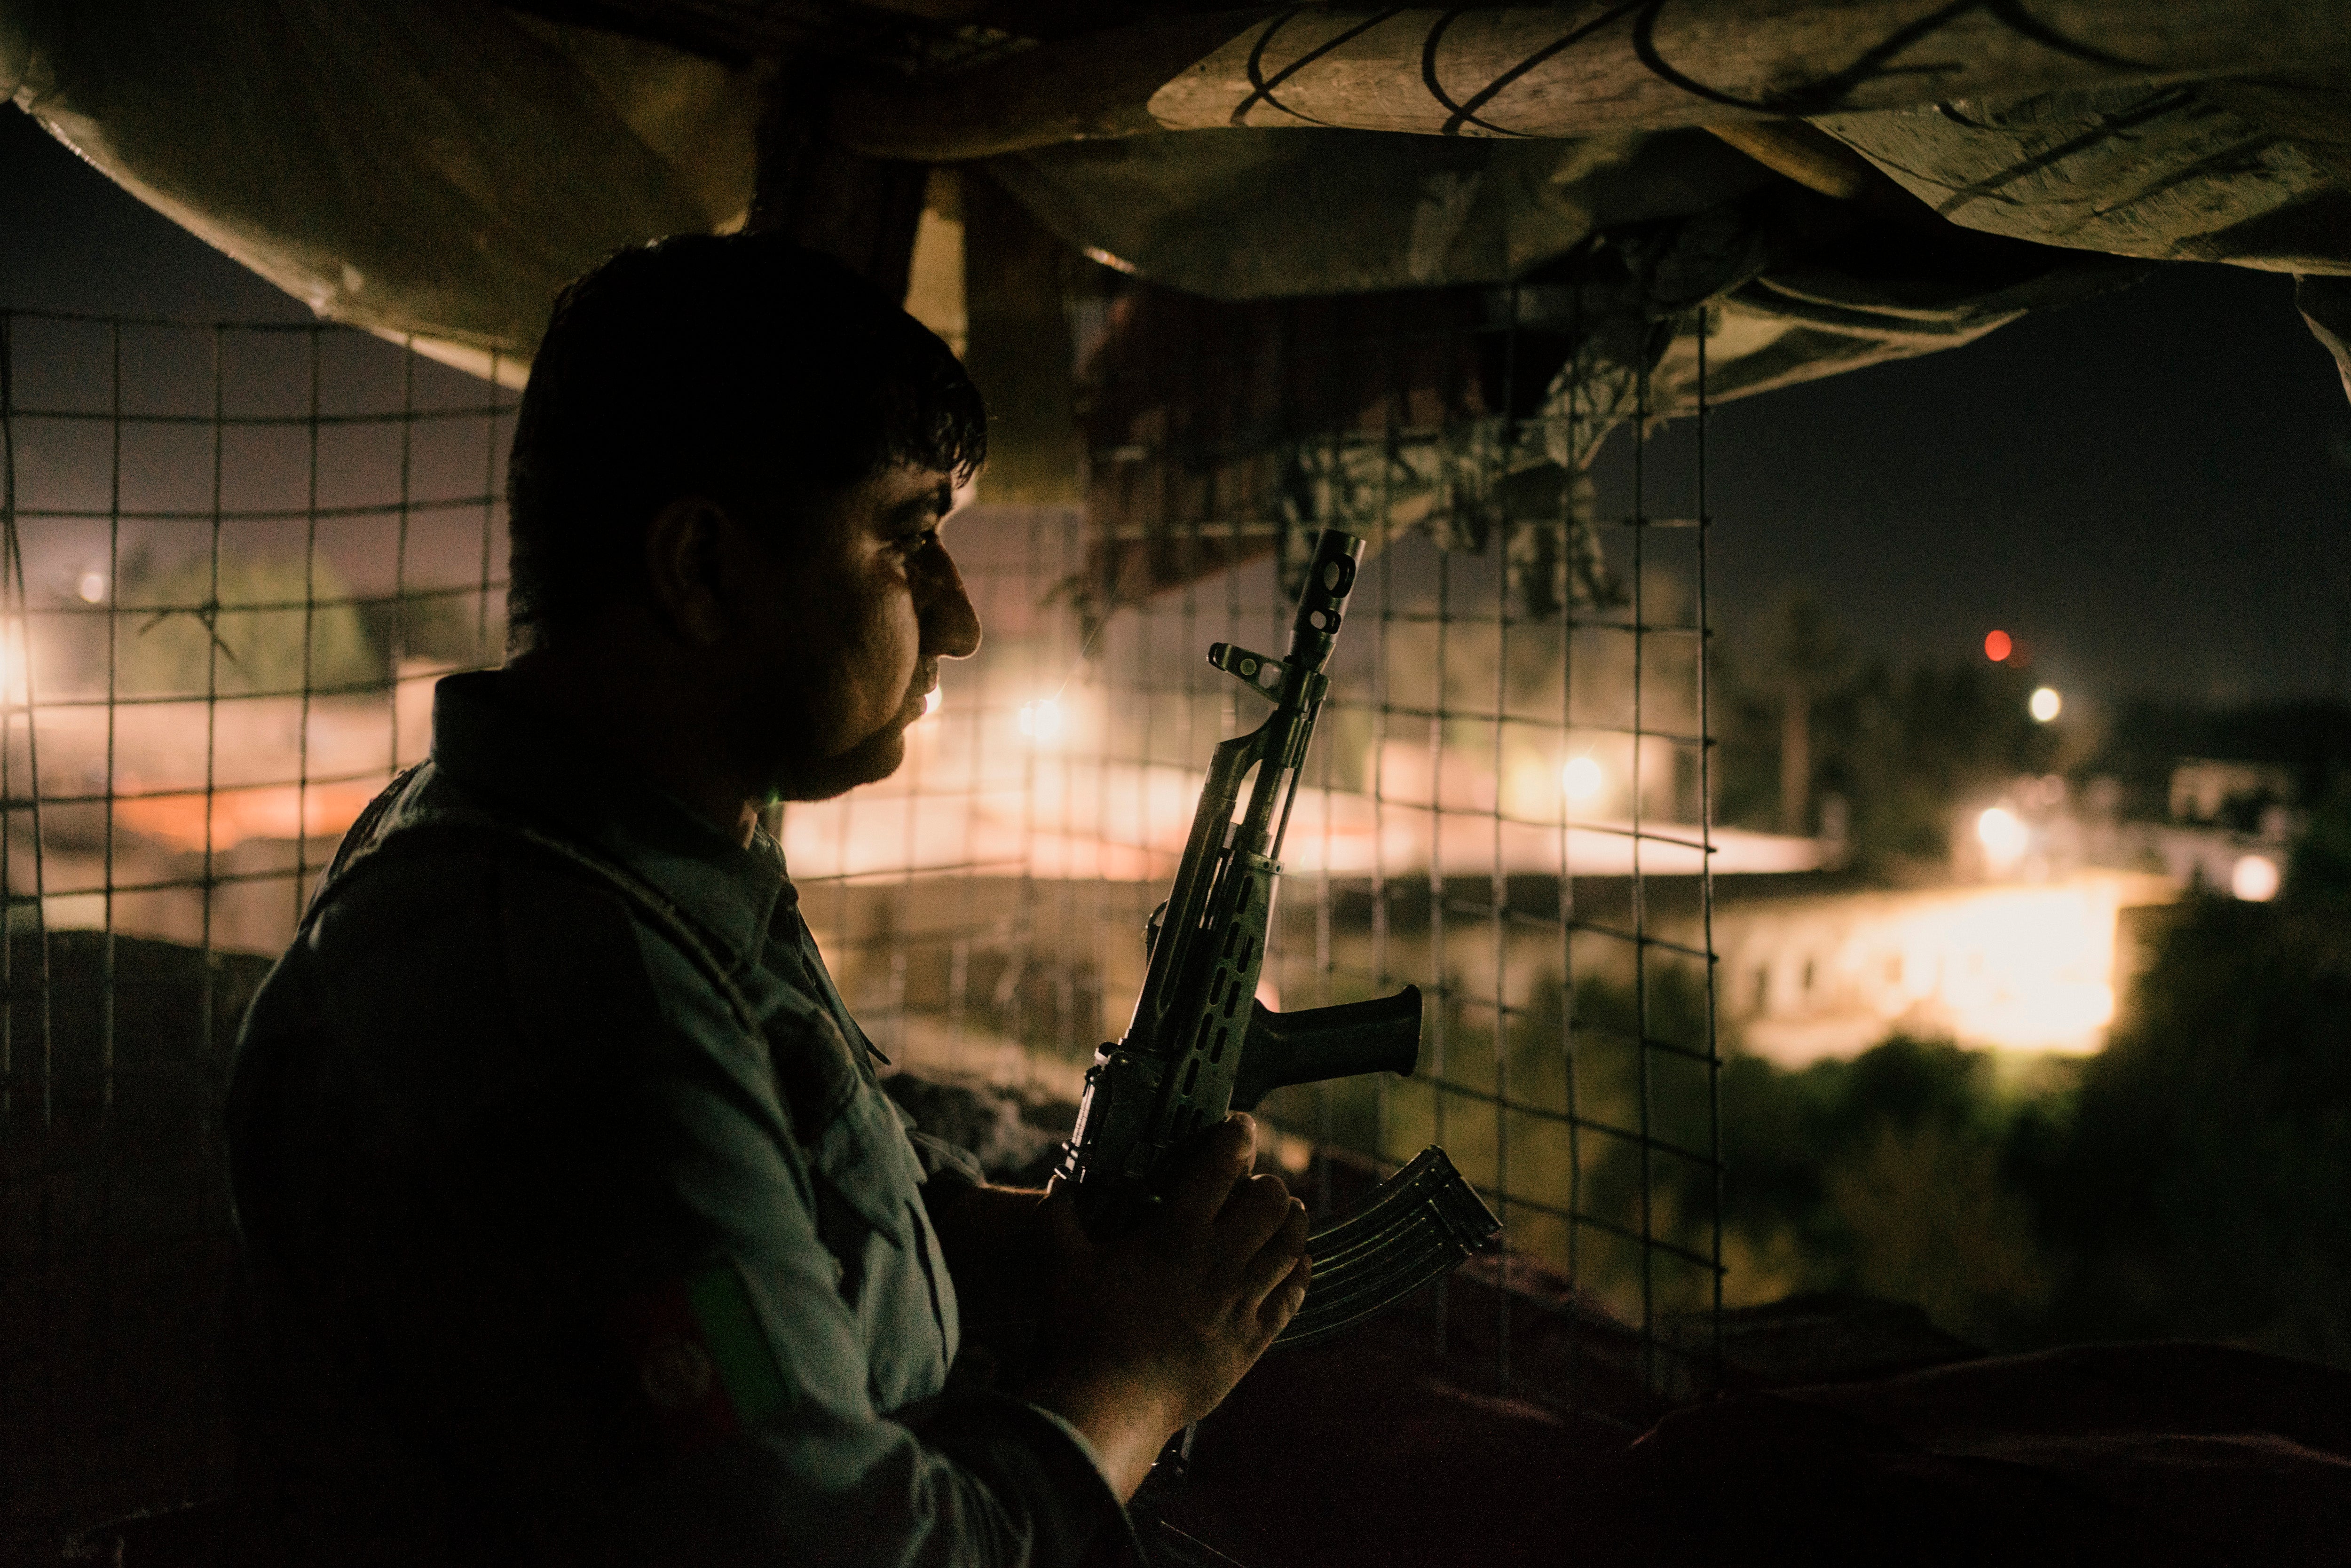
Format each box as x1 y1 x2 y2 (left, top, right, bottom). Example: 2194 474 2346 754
1780 678 1810 839
747 66 929 299
961 173 1082 504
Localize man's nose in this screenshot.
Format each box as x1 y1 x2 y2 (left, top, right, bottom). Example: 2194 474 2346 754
920 547 982 659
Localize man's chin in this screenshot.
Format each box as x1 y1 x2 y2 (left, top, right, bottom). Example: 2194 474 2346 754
769 724 910 803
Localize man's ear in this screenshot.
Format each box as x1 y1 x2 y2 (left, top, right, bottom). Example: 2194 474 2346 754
642 495 734 647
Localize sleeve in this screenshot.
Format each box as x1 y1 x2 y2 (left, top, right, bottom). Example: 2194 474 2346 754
900 1118 988 1208
280 847 1138 1568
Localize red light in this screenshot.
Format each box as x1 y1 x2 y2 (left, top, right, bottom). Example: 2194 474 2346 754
1984 629 2012 662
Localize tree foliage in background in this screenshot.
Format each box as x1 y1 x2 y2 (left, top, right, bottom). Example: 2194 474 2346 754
2034 895 2351 1365
360 588 500 673
1706 1038 2056 1344
1251 877 2351 1363
1715 597 2059 873
1648 886 2351 1366
2287 776 2351 899
1828 659 2061 866
116 552 381 698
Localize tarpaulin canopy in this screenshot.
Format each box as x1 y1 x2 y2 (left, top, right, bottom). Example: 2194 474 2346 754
7 0 2348 595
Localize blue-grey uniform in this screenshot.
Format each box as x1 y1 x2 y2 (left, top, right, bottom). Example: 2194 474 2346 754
226 670 1132 1566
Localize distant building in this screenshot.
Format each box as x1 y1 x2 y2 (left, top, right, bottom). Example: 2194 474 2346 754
1704 748 2307 1064
1704 871 2175 1064
1951 770 2293 899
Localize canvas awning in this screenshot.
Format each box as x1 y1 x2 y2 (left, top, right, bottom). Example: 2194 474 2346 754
6 0 2347 563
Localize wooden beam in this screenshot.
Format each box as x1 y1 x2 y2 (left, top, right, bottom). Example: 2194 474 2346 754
1703 119 1944 223
1705 121 1884 202
749 66 930 298
961 173 1082 503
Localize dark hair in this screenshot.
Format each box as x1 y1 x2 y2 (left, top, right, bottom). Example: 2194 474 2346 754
504 234 985 648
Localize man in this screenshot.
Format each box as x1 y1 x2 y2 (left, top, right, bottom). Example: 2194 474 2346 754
225 234 1310 1566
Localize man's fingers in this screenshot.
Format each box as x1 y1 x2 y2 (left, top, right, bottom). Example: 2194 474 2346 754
1215 1173 1297 1262
1237 1198 1310 1306
1161 1114 1257 1225
1257 1254 1311 1335
1040 1187 1094 1262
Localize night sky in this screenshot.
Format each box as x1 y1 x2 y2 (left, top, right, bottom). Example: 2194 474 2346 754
8 105 2349 710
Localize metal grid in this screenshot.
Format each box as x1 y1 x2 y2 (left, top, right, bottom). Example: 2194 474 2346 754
0 308 511 1544
0 280 1719 1544
793 272 1726 1403
1067 275 1724 1400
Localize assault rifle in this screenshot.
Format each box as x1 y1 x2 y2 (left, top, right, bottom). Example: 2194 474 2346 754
1057 528 1499 1347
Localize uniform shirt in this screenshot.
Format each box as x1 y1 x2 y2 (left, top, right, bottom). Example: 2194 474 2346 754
226 670 1130 1567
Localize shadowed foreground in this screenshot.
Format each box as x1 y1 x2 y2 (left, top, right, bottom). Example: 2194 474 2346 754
1166 1321 2351 1568
18 1011 2351 1566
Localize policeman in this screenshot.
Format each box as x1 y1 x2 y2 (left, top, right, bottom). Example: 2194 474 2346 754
225 235 1311 1566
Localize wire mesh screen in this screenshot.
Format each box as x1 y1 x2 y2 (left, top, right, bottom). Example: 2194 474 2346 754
785 270 1724 1405
0 308 511 1543
0 276 1717 1546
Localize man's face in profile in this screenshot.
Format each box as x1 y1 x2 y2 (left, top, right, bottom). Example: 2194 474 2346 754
731 461 980 803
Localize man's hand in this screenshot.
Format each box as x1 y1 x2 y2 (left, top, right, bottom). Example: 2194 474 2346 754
1023 1114 1311 1499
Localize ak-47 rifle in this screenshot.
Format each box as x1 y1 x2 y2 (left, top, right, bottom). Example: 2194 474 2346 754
1057 528 1499 1348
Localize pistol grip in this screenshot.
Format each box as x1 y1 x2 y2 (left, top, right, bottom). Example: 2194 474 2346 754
1229 986 1423 1112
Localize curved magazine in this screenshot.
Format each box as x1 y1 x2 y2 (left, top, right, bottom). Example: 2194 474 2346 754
1273 1146 1501 1348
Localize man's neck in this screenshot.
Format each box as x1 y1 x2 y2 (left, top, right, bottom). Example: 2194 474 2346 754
501 629 760 847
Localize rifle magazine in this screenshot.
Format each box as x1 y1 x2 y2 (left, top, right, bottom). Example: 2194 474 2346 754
1272 1146 1500 1349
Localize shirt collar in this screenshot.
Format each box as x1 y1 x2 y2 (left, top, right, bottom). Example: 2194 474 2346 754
426 670 788 964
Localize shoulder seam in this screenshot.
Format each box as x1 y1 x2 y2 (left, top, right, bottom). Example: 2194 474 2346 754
317 819 765 1040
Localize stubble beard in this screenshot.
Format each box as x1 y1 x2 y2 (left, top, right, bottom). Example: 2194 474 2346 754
760 675 927 804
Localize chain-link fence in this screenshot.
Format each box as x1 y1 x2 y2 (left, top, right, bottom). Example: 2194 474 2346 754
1 278 1721 1549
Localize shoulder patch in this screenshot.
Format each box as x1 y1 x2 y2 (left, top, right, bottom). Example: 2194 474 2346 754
612 1262 789 1455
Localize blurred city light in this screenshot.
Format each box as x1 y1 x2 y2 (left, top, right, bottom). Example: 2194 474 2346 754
76 570 106 604
1017 697 1063 741
1976 805 2028 871
2232 853 2281 902
2029 686 2062 722
0 629 27 704
1561 755 1603 804
1984 629 2012 662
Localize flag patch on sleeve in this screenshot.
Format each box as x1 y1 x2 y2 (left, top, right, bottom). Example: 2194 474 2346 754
612 1261 789 1453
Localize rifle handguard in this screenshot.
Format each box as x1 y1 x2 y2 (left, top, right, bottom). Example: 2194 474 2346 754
1275 1146 1501 1347
1060 528 1505 1354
